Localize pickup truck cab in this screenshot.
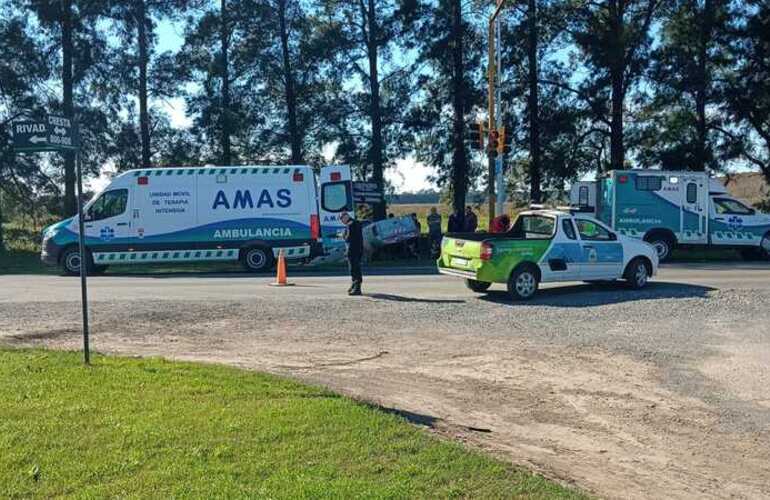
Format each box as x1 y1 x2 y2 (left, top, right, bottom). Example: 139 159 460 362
438 209 659 300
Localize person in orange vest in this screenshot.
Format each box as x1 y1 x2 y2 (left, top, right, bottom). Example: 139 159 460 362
341 211 363 296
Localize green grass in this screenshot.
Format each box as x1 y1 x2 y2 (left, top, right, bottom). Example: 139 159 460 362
0 249 54 275
0 350 582 499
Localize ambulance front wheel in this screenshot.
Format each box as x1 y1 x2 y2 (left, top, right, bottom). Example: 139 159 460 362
240 246 274 273
60 246 97 276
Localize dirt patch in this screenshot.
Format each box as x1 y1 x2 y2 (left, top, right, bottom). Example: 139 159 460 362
1 290 769 499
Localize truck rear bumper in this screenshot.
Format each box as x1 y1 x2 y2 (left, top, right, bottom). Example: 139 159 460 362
438 267 477 280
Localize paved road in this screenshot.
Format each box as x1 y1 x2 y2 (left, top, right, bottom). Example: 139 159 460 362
2 262 770 303
2 262 770 499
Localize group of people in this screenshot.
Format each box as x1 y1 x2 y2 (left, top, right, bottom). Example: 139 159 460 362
340 205 511 296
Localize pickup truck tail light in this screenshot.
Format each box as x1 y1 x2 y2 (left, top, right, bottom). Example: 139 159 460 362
480 242 494 261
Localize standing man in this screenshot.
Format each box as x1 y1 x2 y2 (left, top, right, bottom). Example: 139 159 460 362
447 208 463 233
464 206 478 233
340 211 363 296
427 207 443 257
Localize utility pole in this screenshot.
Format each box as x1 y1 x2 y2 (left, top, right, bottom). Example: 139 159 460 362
487 0 507 227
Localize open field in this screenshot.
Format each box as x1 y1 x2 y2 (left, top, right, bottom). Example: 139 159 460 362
0 349 581 499
3 264 770 499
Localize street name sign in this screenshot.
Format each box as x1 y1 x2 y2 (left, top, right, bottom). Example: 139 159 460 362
12 115 79 152
353 181 384 204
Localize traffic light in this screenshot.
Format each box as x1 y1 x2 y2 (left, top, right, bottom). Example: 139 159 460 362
497 126 512 155
467 121 485 150
487 129 499 158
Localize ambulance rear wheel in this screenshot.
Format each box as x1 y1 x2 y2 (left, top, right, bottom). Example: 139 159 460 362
465 279 491 293
241 246 274 272
646 234 674 262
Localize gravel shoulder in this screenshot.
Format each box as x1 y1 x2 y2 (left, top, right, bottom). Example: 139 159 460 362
2 280 769 499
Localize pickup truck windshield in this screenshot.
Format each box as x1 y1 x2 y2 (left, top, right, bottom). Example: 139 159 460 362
511 215 555 239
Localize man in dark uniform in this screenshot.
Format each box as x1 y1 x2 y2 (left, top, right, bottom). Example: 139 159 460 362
340 211 363 296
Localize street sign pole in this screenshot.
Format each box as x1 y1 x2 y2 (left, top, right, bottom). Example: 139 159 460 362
12 113 88 364
74 151 90 364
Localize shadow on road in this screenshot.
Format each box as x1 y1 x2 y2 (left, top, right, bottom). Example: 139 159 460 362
366 293 465 304
662 262 770 271
99 266 439 279
479 281 716 308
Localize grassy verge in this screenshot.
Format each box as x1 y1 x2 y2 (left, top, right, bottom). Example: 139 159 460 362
0 249 54 275
0 350 583 499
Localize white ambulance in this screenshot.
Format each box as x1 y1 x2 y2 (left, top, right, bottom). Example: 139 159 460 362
41 165 354 274
571 170 770 261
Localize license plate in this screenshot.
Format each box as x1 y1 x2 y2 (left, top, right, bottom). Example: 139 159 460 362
452 257 470 267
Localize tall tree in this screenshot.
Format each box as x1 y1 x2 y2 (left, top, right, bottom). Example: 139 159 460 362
179 0 252 164
726 0 770 184
637 0 735 171
0 9 53 247
219 0 232 164
26 0 111 215
568 0 662 170
526 0 541 202
318 0 417 219
409 0 484 217
107 0 200 168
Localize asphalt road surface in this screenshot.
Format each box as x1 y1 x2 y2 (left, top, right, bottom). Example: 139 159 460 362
2 262 769 499
2 262 770 303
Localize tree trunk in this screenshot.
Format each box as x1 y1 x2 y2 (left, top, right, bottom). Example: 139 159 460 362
609 0 625 170
0 189 4 252
449 0 468 216
137 0 151 168
527 0 542 203
61 0 76 216
220 0 232 165
694 0 713 171
278 0 302 164
367 0 386 220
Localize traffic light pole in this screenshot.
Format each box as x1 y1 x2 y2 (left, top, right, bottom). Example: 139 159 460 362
494 14 505 217
487 18 497 229
487 0 507 228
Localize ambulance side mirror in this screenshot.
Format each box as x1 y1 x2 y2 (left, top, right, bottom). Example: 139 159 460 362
609 232 617 241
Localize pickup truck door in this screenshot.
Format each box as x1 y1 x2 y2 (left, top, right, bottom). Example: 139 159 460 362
575 218 624 280
539 218 581 282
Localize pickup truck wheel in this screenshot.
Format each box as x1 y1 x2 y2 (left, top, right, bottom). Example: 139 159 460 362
507 267 539 301
465 279 491 293
761 233 770 260
624 258 650 290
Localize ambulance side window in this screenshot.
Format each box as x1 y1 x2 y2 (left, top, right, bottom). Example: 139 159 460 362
635 176 663 191
322 182 351 212
578 186 589 207
89 189 128 221
686 183 698 203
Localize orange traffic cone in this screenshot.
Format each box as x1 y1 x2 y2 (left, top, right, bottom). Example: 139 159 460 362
270 249 294 287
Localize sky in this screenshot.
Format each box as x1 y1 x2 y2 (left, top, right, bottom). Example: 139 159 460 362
152 19 435 193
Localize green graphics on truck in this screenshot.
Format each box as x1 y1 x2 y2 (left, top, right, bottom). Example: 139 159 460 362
41 165 354 275
570 170 770 261
438 210 659 300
